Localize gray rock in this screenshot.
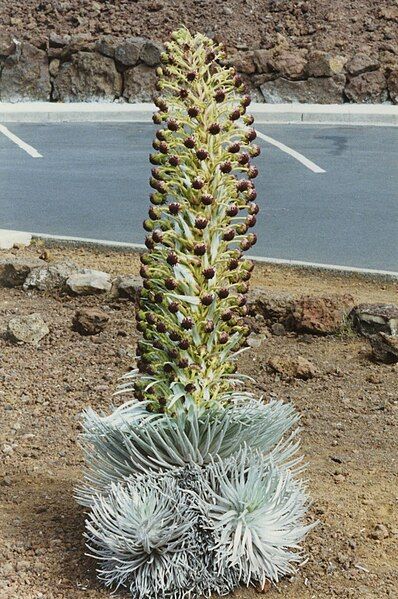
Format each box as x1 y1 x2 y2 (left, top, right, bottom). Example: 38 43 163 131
124 64 157 102
0 32 16 57
49 33 71 48
260 76 345 104
23 261 79 291
111 275 141 300
140 40 163 66
96 36 118 58
66 269 112 295
387 70 398 104
247 288 294 323
271 322 286 336
345 70 387 103
306 51 347 77
351 303 398 337
115 37 145 66
72 307 109 335
1 42 51 101
7 313 49 345
53 51 122 102
0 256 45 287
346 53 380 76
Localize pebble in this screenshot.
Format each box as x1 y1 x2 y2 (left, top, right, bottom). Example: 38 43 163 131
334 473 346 484
370 523 389 540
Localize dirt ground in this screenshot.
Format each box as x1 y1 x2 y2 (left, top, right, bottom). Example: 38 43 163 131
0 243 397 599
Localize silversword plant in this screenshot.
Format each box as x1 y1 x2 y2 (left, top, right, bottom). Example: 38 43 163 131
78 27 313 599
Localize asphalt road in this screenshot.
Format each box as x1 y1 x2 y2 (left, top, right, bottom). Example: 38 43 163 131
0 122 397 271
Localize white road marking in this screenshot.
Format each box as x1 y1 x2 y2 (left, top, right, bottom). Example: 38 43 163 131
0 124 43 158
255 130 326 173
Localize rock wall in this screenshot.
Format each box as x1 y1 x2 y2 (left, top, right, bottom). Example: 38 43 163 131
0 31 397 104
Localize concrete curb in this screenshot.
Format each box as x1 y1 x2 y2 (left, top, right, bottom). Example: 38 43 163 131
30 232 398 282
0 102 397 126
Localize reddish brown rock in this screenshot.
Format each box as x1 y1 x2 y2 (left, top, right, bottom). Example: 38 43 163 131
345 70 387 103
346 53 380 76
268 355 318 380
247 288 294 323
306 51 347 77
289 294 355 335
0 32 16 57
1 42 50 101
268 50 307 80
72 307 110 336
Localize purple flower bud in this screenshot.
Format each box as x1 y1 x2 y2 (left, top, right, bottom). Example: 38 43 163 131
157 322 167 334
214 88 226 102
248 165 259 179
203 267 215 279
233 74 243 87
178 358 189 368
248 232 257 246
228 142 240 153
247 188 257 201
243 114 255 126
238 153 250 165
221 310 233 322
167 252 179 266
140 265 149 278
159 141 169 154
165 277 177 290
169 331 181 342
186 71 197 81
154 97 168 111
169 202 181 215
228 258 239 270
220 161 232 173
249 144 261 157
201 194 214 206
229 109 241 121
195 217 208 230
196 148 209 160
167 118 179 131
168 301 179 313
146 312 156 325
145 236 154 250
192 177 205 190
223 229 235 242
208 122 221 135
227 204 239 217
236 179 250 192
219 332 229 344
163 363 174 373
156 129 167 141
179 339 190 350
205 51 216 63
240 237 251 251
154 293 163 303
184 136 196 149
148 206 160 220
152 112 163 124
236 223 249 235
201 293 214 306
182 317 193 330
246 214 257 227
204 320 214 333
218 287 229 299
152 229 163 243
179 88 189 99
188 106 200 118
241 95 251 107
169 155 180 166
185 382 195 392
237 294 247 306
245 128 257 142
194 243 207 256
168 348 179 359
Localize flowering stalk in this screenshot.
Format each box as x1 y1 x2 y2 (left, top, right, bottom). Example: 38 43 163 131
133 27 261 414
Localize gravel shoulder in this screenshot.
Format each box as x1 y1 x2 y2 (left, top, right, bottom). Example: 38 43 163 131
0 243 397 599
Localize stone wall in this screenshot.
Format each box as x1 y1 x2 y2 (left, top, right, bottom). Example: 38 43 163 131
0 32 397 104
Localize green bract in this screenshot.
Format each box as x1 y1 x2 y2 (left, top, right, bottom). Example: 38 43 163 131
134 27 260 414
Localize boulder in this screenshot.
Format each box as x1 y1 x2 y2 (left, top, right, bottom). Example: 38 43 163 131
247 288 294 323
111 275 141 300
268 355 318 380
231 51 256 75
7 313 49 345
23 261 79 292
66 269 112 295
253 49 273 74
346 53 380 76
53 51 122 101
351 303 398 337
96 36 118 58
72 307 109 336
140 39 163 67
1 42 51 101
114 38 144 66
0 32 16 57
49 33 71 48
369 333 398 364
306 51 347 77
268 50 307 80
345 70 388 103
0 256 45 287
387 70 398 104
288 294 355 335
124 64 157 102
260 76 345 103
